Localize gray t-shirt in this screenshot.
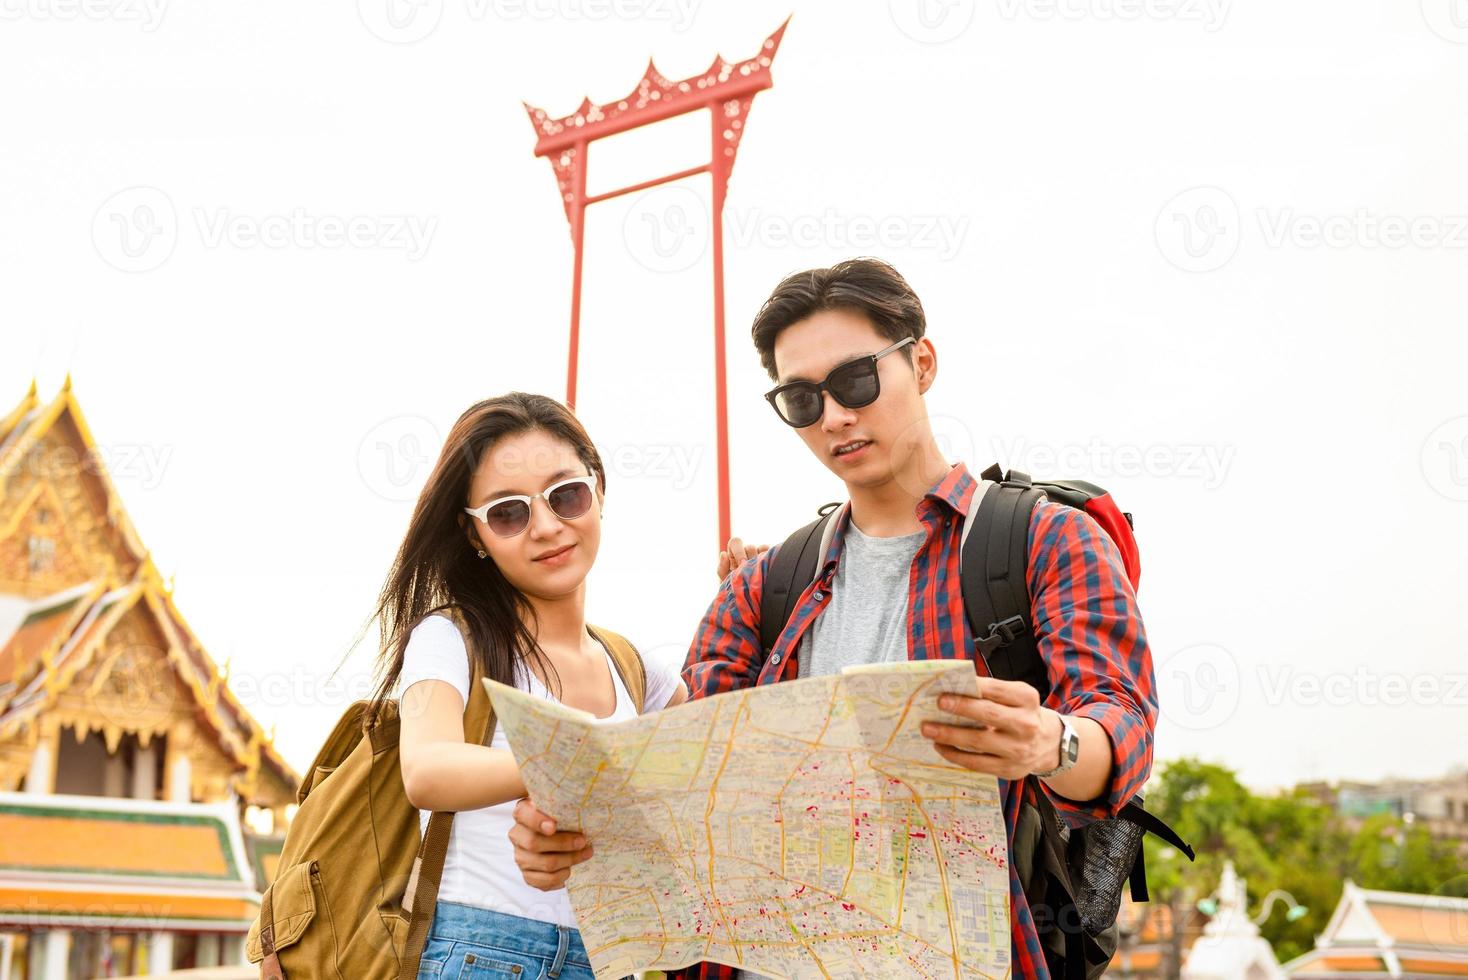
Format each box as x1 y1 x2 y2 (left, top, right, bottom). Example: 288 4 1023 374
735 516 926 980
796 517 926 679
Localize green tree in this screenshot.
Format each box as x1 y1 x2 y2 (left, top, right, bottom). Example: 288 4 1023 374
1140 759 1350 966
1346 811 1468 897
1141 760 1280 969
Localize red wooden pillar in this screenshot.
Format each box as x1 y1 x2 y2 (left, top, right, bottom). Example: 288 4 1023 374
566 138 588 411
709 105 732 560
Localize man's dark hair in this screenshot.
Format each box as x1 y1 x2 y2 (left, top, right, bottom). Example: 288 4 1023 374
751 257 927 380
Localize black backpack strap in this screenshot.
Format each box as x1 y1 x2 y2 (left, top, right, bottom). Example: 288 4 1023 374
1118 799 1197 902
962 470 1050 699
1118 799 1196 861
759 502 842 656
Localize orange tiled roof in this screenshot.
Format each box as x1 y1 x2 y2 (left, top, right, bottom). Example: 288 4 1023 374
0 807 236 878
1119 898 1183 942
0 886 257 926
1307 954 1388 972
1114 948 1163 970
0 587 88 687
1288 949 1468 976
0 794 261 932
1368 902 1467 951
1396 958 1468 975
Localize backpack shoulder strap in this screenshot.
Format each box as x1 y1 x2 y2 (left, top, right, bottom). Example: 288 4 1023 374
429 606 494 740
398 607 497 980
961 470 1050 699
588 625 648 712
760 502 844 655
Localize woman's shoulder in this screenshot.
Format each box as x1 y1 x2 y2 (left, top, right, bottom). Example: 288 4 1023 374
409 609 468 646
592 625 682 713
399 611 471 700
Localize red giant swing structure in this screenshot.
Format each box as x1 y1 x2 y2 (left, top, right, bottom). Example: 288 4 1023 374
524 19 790 552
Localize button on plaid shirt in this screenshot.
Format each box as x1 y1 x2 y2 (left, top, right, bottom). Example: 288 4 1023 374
670 461 1157 980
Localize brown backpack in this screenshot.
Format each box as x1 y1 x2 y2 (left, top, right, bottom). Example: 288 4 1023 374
245 612 647 980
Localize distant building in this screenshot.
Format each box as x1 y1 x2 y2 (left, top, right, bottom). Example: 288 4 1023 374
1108 890 1211 977
1283 880 1468 977
1413 772 1468 853
0 381 298 979
1296 771 1468 858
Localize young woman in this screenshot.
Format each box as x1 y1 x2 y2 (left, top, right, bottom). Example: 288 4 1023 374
366 391 687 980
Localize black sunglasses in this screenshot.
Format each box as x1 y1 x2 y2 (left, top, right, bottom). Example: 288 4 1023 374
764 337 916 428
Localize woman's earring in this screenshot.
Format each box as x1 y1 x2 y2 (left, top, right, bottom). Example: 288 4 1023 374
477 549 487 559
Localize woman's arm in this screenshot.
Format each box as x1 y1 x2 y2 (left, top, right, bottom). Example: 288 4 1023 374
398 678 527 812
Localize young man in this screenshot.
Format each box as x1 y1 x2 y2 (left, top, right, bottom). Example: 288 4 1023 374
511 258 1157 980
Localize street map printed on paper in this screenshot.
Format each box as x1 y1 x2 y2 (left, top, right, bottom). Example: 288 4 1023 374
485 659 1012 980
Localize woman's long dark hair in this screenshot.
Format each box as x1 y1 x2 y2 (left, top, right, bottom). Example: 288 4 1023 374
364 392 606 725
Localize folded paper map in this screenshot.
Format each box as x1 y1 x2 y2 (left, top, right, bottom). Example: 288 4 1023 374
485 658 1011 980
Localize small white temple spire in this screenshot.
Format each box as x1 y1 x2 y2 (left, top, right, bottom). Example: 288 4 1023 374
1182 860 1287 980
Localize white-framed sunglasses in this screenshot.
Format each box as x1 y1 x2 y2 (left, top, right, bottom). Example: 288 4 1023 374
462 475 597 538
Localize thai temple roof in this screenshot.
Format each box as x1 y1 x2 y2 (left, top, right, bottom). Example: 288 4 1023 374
0 378 297 806
1284 879 1468 977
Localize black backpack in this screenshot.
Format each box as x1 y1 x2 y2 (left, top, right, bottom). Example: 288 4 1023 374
760 463 1196 980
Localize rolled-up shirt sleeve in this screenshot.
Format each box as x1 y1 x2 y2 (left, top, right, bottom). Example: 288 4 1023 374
1025 500 1157 826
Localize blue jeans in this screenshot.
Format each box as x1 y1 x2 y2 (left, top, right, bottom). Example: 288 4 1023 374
416 901 598 979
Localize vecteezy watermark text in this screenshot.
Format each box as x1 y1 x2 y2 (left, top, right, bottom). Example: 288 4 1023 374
991 436 1235 489
93 186 437 273
0 0 167 30
1156 186 1468 273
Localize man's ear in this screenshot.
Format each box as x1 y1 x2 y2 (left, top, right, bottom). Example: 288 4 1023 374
915 338 938 395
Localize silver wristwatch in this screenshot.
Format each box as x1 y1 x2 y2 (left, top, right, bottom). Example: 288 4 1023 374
1033 712 1079 778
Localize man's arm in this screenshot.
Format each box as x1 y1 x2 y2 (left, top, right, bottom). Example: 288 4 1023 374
1027 500 1158 824
682 540 778 699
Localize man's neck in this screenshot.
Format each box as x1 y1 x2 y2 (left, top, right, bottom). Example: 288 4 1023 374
846 443 953 538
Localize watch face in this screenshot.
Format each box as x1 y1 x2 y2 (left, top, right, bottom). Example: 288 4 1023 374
1065 735 1079 763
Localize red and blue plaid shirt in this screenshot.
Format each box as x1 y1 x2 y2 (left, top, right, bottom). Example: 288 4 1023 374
673 461 1157 980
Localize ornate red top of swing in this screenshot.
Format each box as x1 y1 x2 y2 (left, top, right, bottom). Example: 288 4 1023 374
524 17 789 157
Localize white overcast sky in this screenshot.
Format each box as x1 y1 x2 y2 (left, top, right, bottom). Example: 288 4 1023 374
4 0 1466 795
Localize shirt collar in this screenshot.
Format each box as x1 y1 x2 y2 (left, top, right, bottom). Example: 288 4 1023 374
816 461 979 578
924 460 979 519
